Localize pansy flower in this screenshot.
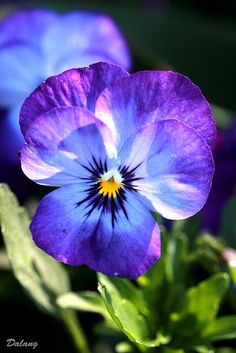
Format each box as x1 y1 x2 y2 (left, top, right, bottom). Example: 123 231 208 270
0 9 130 164
20 62 215 279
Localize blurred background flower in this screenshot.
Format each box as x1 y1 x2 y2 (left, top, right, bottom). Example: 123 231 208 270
0 8 130 199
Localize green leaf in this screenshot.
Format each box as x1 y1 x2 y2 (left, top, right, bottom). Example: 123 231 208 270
98 274 170 347
193 344 214 353
98 275 149 342
165 233 188 283
115 341 135 353
57 291 108 317
138 233 188 324
220 194 236 248
170 273 230 345
201 316 236 341
0 184 70 315
106 274 150 317
183 273 229 325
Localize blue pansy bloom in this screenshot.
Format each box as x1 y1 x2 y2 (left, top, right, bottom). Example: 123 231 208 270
20 62 215 279
0 9 130 164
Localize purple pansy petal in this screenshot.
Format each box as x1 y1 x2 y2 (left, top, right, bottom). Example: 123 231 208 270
20 62 130 135
95 70 216 149
0 9 57 47
30 184 161 279
0 43 44 107
42 12 131 73
21 106 115 186
119 119 214 220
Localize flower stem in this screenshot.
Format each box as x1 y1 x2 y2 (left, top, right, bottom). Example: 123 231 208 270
61 309 90 353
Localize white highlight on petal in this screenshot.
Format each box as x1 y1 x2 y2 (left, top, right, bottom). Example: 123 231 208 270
60 150 78 160
104 141 117 159
101 168 123 184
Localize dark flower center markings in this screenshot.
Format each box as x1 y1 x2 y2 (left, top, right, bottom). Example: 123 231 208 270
76 157 143 227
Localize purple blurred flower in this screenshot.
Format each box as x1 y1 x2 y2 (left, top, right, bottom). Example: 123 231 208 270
20 62 215 278
202 122 236 233
0 9 130 165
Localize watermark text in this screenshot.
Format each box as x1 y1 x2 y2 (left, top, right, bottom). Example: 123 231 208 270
6 339 38 349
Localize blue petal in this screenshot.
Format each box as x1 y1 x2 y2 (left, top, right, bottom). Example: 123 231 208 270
30 184 161 279
21 106 115 186
53 50 124 75
95 71 215 150
0 43 44 107
41 12 131 73
119 119 214 220
0 9 58 47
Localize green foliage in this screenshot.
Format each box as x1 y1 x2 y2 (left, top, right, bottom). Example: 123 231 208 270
170 273 229 347
1 184 236 352
0 183 70 315
180 273 228 324
57 291 108 317
97 231 236 352
98 274 170 348
0 184 92 353
202 316 236 342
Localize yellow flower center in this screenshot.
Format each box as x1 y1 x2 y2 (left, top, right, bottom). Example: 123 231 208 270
98 176 121 198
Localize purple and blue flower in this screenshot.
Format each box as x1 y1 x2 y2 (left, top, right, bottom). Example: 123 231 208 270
20 62 215 279
0 9 130 164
